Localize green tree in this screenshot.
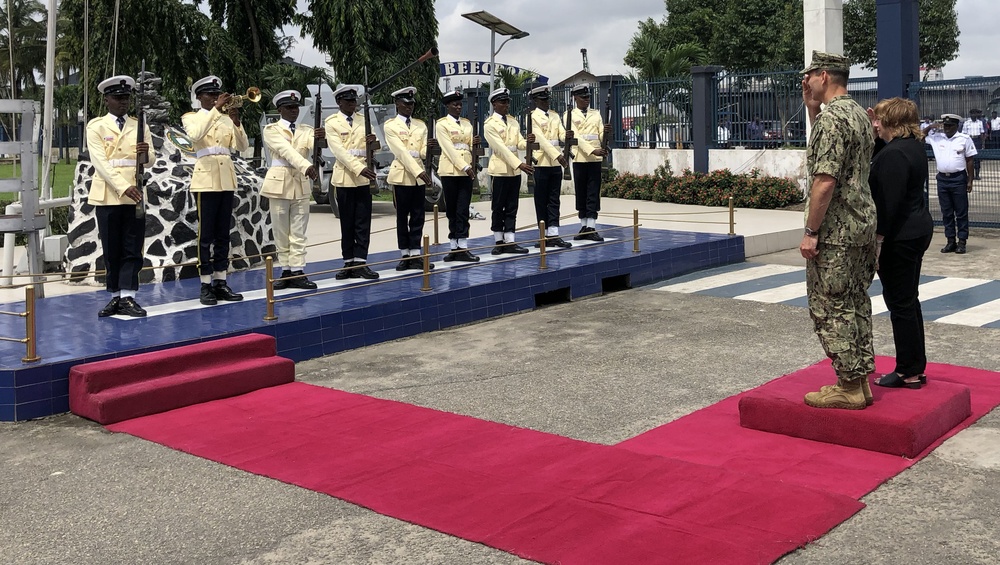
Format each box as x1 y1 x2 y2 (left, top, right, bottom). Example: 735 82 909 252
843 0 960 72
298 0 439 118
0 0 46 99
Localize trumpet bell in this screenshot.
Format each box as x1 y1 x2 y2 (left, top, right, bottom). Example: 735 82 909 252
220 86 261 112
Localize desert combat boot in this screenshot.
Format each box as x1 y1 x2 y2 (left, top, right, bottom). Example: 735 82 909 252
805 377 867 410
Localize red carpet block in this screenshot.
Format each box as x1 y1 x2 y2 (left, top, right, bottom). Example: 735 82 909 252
738 372 972 458
70 333 293 425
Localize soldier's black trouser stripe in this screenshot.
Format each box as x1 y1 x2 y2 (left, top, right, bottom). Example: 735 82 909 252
533 166 562 228
572 161 602 219
490 176 521 234
441 175 472 240
95 204 144 292
196 191 234 276
336 185 372 260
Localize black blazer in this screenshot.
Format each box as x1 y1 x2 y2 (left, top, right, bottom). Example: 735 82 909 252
869 136 933 242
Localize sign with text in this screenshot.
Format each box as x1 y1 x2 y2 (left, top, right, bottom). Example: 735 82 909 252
440 61 548 84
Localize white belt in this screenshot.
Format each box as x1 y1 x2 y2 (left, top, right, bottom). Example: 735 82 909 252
583 134 599 141
195 147 231 158
408 150 420 158
109 159 137 167
548 139 560 146
506 145 517 151
271 158 291 167
453 143 470 150
348 149 366 157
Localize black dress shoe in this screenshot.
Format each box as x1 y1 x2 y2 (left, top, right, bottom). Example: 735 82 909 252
585 230 605 242
396 258 412 271
453 249 480 262
507 243 529 254
574 227 592 241
955 240 967 254
200 283 218 305
443 252 459 262
491 242 506 255
118 297 147 317
941 239 957 253
288 271 318 289
98 296 120 318
335 262 354 280
354 265 379 279
213 281 244 301
548 237 572 248
272 271 291 290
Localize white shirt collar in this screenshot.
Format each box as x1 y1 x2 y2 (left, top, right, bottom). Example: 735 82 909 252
279 118 294 129
397 114 412 125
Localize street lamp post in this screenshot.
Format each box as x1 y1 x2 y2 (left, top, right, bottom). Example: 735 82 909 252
461 11 529 92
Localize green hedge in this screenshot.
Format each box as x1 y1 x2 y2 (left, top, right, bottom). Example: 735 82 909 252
602 166 803 209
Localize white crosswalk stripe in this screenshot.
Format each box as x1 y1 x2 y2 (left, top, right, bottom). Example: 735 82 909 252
654 264 802 293
870 277 991 315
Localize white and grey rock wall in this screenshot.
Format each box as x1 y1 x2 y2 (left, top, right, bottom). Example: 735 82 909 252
65 126 275 286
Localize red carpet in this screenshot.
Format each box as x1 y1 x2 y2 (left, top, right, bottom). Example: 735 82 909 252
619 357 1000 499
109 382 863 565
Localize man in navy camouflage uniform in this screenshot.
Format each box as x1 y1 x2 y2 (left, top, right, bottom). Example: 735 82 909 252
798 51 877 410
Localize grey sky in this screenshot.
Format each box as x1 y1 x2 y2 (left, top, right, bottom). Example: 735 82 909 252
282 0 998 84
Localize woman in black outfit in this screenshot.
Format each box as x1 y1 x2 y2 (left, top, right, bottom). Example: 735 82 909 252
868 98 934 389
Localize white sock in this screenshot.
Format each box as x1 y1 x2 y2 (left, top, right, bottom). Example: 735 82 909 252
494 231 504 242
355 259 366 264
213 270 226 281
458 238 468 249
401 250 410 258
546 227 558 237
410 248 422 257
503 232 515 243
200 274 211 284
113 291 121 298
121 290 135 299
450 239 458 250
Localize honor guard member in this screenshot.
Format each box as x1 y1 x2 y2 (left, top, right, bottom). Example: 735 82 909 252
923 114 977 254
484 88 534 254
436 89 481 262
325 84 379 280
261 90 321 290
566 84 611 241
182 75 250 305
384 86 435 271
86 75 152 318
528 85 572 248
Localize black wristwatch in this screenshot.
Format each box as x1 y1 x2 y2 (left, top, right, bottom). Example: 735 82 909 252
804 226 819 237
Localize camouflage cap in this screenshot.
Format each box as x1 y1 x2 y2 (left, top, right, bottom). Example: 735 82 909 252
801 51 850 75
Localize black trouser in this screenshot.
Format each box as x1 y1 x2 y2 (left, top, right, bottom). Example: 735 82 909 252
336 185 373 261
533 166 562 229
95 204 144 293
490 175 521 235
991 132 1000 150
441 175 472 241
878 233 932 376
393 184 425 251
572 162 602 219
972 137 983 177
196 191 234 276
937 172 969 240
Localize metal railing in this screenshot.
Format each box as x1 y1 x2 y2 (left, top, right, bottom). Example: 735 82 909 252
0 286 40 362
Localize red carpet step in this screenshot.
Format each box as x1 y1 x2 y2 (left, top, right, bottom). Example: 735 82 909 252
738 372 972 458
70 333 293 425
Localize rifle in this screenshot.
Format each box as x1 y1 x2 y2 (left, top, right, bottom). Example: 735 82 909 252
362 67 378 194
424 105 439 183
525 102 538 188
135 60 147 219
470 98 484 176
601 86 612 167
312 76 326 192
561 96 577 181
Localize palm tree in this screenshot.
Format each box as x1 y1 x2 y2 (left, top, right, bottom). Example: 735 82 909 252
0 0 46 99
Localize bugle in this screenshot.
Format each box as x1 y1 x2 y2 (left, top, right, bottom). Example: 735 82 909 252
220 86 262 112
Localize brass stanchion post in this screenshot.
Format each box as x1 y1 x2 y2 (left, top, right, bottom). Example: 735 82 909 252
22 285 39 363
263 256 277 321
633 209 640 253
421 235 432 292
538 221 547 270
433 204 440 246
728 196 735 236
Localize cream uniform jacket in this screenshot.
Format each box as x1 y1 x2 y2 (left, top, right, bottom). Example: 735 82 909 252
261 120 314 200
435 115 474 177
484 113 527 177
384 115 428 186
86 114 153 206
325 111 369 188
565 107 605 163
181 107 249 192
530 108 566 167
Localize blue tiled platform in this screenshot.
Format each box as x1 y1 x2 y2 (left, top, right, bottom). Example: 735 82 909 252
0 225 744 421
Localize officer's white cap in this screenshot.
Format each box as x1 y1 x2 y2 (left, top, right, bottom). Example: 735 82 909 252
273 90 302 108
489 88 510 103
98 75 135 95
392 86 417 101
191 75 223 99
528 85 551 98
333 84 363 101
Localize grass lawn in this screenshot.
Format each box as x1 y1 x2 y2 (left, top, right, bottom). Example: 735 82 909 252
0 158 77 200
